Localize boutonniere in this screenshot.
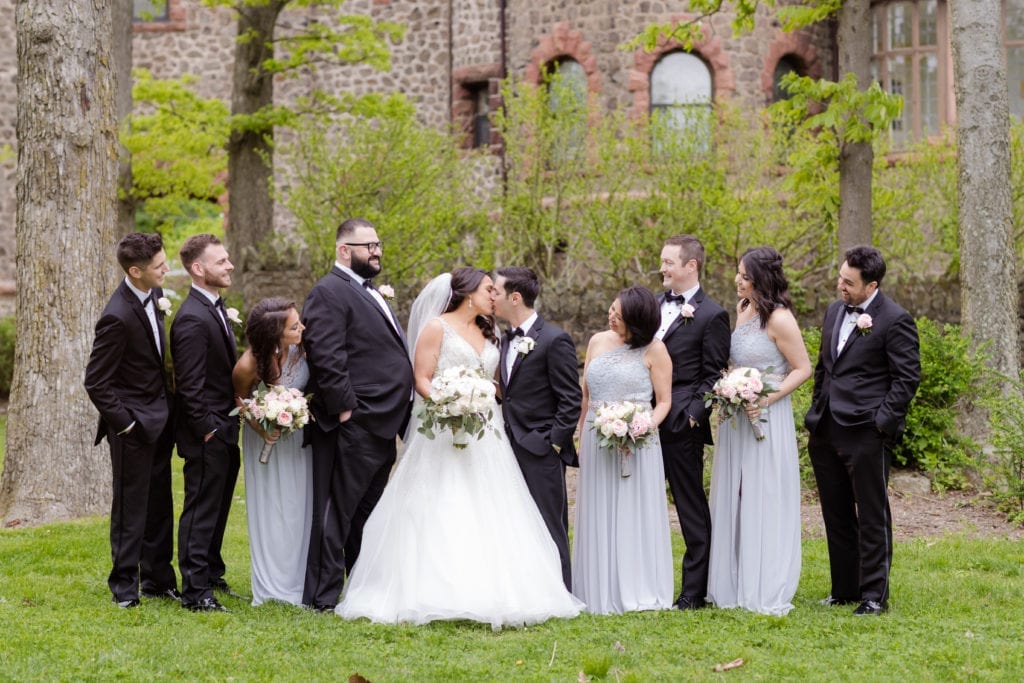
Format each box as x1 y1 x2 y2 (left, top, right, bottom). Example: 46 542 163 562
157 297 172 314
856 313 873 335
680 303 696 324
377 284 395 300
226 307 243 326
517 337 536 355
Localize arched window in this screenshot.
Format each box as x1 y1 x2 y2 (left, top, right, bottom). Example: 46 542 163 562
547 58 588 163
772 55 803 102
650 51 712 149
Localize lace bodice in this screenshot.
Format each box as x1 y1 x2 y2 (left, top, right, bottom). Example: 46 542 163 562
277 345 310 391
730 316 790 379
438 318 500 376
585 345 652 404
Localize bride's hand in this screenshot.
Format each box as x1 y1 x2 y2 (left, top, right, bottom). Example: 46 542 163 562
744 402 762 421
262 428 282 445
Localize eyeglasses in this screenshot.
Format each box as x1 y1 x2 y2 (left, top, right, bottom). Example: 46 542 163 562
344 241 383 253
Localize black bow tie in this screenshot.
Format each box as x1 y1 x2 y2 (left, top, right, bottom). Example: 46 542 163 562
665 292 686 304
507 326 524 338
141 293 153 308
844 305 865 316
362 279 375 290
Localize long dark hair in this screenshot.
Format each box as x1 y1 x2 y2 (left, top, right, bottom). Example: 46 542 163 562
444 266 498 346
244 297 298 384
618 286 661 348
739 246 793 329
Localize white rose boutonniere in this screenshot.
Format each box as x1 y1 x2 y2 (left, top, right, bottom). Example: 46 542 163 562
226 307 243 326
680 303 696 324
517 337 536 355
378 284 395 300
157 297 172 314
856 313 873 335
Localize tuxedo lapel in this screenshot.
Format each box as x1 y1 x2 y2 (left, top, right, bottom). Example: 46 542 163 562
341 270 407 349
506 318 543 387
120 282 162 364
829 304 845 362
500 333 512 387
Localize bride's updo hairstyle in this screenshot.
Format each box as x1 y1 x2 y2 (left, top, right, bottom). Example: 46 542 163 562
739 246 793 329
245 297 299 385
444 266 499 346
617 286 661 349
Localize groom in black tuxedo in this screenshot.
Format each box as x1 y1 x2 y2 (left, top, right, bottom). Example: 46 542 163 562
302 218 414 611
171 234 240 612
494 266 582 590
806 245 920 616
85 233 178 609
655 235 731 610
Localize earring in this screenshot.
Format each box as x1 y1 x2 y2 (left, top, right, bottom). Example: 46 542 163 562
468 299 473 310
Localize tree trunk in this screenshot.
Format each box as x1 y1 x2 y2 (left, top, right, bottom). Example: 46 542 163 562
949 0 1019 385
226 2 286 299
114 0 135 237
836 0 874 255
1 1 119 525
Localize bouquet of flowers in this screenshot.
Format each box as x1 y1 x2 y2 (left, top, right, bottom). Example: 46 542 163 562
592 401 657 478
234 382 313 463
417 365 499 449
705 367 773 441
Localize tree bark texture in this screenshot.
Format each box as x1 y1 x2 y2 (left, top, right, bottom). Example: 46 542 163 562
1 1 119 525
836 0 874 256
227 2 286 298
114 0 135 237
949 0 1019 383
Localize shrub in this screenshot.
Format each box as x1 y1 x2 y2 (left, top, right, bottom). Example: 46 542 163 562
0 315 14 397
981 373 1024 524
894 318 987 490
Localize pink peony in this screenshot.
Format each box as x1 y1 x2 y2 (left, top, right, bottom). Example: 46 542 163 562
276 410 293 427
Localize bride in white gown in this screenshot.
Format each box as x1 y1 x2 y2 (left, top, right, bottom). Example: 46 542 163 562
336 267 583 628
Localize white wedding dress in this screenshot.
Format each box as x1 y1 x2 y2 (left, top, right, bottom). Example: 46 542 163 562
336 319 583 628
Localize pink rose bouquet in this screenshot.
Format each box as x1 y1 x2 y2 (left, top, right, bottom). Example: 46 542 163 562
705 367 773 441
234 382 313 463
592 401 658 477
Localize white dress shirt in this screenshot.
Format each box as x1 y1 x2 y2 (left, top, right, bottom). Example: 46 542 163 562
836 290 878 354
656 283 700 341
505 311 537 382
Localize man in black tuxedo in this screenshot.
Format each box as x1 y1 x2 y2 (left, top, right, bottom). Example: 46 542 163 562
302 218 414 611
806 245 920 616
655 235 731 610
493 266 582 590
171 234 240 612
85 233 178 609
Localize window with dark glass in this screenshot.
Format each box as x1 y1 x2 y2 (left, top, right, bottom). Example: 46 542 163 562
469 84 491 149
772 56 803 103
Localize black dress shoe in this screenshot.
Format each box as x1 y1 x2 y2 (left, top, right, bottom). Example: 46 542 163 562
820 595 859 607
306 603 336 613
211 579 245 599
674 595 707 611
183 597 230 613
115 598 141 609
141 587 182 601
853 600 888 616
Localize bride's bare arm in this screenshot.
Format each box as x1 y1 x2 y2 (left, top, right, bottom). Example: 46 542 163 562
413 319 444 398
645 340 673 427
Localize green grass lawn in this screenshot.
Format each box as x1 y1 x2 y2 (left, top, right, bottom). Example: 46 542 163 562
2 415 1023 681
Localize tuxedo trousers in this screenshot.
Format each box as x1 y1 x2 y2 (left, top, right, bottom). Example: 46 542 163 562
303 420 396 608
512 446 572 591
178 436 241 603
106 424 176 602
808 409 893 604
662 428 712 600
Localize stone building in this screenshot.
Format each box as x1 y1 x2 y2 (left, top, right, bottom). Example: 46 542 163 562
0 0 1021 314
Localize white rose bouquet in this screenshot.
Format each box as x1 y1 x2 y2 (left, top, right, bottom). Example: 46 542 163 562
417 365 499 449
705 367 773 441
234 382 313 463
592 400 657 477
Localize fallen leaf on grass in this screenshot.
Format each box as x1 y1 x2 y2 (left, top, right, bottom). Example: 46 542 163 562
613 641 626 653
712 658 744 672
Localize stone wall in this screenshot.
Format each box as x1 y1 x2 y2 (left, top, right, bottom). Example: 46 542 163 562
0 0 837 317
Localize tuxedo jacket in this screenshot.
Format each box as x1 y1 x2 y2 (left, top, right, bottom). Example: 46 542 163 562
805 292 920 440
499 316 582 465
302 266 413 440
657 287 731 444
170 287 240 452
85 280 172 445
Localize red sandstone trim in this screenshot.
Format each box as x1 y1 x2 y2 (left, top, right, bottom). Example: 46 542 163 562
525 21 602 94
133 0 186 33
760 29 822 102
